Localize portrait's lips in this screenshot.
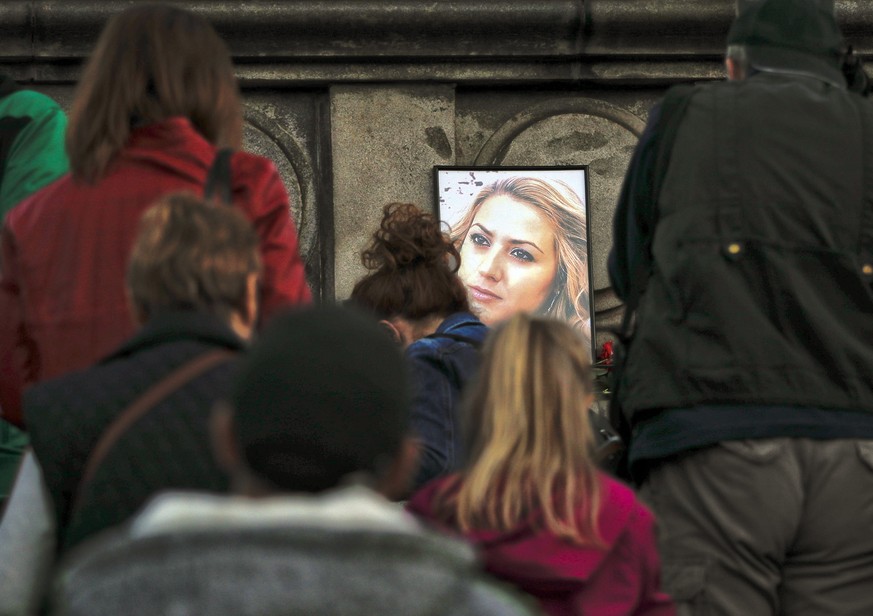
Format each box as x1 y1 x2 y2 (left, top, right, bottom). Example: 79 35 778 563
468 285 501 303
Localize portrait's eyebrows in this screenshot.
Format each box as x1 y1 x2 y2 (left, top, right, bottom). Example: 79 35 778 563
470 222 493 236
509 238 545 255
471 222 545 255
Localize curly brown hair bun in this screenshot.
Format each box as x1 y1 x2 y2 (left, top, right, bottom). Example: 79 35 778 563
351 203 469 321
362 202 459 273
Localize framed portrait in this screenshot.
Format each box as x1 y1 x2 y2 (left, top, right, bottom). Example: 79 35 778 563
434 166 594 357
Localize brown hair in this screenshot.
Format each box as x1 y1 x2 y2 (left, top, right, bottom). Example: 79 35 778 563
67 4 243 183
350 202 469 321
451 176 590 347
127 193 261 321
438 313 601 545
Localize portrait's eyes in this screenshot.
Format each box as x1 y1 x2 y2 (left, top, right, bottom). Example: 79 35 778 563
509 247 535 262
470 232 491 247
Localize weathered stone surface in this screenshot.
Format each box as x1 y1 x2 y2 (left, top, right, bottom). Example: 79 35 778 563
7 0 871 335
241 92 324 296
330 85 455 300
5 2 870 84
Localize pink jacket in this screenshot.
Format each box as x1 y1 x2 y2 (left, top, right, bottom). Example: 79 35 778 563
407 472 675 616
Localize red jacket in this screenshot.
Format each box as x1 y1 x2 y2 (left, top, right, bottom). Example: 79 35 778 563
407 473 675 616
0 117 311 425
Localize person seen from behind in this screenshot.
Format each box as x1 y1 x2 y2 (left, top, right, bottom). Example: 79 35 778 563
0 3 311 426
0 194 261 614
349 202 488 492
50 306 537 616
408 313 674 616
609 0 873 616
0 74 68 220
0 74 69 504
609 0 873 613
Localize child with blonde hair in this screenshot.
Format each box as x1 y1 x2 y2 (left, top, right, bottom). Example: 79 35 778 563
408 313 674 615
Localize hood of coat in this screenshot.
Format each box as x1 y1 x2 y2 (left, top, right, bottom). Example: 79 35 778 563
122 116 217 184
406 472 640 595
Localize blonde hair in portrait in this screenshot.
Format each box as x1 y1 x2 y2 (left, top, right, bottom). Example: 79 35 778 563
451 176 591 347
440 313 601 545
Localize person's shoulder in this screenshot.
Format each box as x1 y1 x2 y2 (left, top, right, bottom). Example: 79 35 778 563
406 474 457 519
407 330 479 363
448 312 489 338
427 312 489 348
229 149 280 182
0 88 63 117
3 172 72 226
21 361 124 457
22 333 216 424
225 150 287 211
598 472 655 525
23 357 128 425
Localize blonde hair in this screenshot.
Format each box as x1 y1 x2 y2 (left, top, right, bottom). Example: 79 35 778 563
443 313 601 545
67 4 243 183
451 176 591 347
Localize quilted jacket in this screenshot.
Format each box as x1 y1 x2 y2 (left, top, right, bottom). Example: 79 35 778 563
24 310 244 553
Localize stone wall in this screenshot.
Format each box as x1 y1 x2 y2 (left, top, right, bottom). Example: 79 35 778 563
3 0 871 345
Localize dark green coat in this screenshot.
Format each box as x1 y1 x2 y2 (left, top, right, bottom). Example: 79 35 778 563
617 69 873 421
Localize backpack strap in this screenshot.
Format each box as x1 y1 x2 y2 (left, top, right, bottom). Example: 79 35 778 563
73 350 236 513
203 148 234 205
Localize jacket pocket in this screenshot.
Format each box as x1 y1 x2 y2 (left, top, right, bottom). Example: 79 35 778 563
856 441 873 472
662 562 708 616
718 439 784 464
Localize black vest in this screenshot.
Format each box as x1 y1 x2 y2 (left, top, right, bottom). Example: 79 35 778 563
621 72 873 418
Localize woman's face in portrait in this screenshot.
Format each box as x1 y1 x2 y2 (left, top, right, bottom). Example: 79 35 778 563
458 195 559 326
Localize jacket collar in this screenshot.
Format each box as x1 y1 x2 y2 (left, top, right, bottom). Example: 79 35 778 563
436 312 487 336
749 61 846 89
101 310 247 364
131 486 419 539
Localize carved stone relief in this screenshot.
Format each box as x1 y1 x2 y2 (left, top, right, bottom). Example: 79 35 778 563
237 90 328 296
242 103 320 292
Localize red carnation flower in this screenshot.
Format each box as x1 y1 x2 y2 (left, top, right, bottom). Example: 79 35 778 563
597 340 614 364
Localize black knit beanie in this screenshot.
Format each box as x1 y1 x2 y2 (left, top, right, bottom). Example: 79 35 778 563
728 0 844 80
230 305 409 492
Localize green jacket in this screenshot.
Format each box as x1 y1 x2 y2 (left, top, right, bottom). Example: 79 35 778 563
0 77 68 500
0 76 69 220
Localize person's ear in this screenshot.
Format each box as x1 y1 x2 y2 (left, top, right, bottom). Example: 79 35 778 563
125 287 148 327
377 436 420 501
210 401 241 475
583 392 596 411
229 273 260 341
726 57 743 81
243 272 259 328
379 319 403 345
